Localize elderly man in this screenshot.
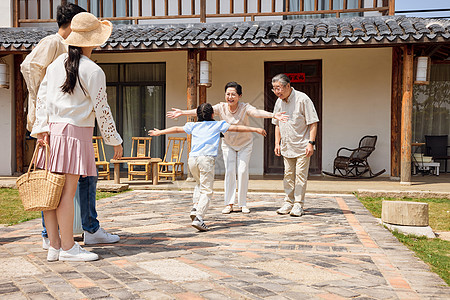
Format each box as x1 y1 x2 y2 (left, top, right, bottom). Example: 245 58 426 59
271 73 319 217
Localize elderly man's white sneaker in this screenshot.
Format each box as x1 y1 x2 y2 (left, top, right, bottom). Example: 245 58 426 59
241 206 250 214
290 203 304 217
277 203 293 215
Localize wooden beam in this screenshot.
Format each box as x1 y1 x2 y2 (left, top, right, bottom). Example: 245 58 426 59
391 47 402 178
199 50 207 105
400 45 413 184
14 54 25 174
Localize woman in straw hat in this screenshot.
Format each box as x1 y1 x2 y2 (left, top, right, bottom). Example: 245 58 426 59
31 12 123 262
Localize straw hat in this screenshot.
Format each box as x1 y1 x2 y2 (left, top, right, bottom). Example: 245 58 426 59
63 12 112 47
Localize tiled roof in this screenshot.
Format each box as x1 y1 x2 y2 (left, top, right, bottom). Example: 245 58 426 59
1 16 449 52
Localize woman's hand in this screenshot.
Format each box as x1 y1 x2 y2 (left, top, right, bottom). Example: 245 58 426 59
167 108 183 119
113 145 123 160
36 132 50 146
148 129 161 136
257 128 267 137
274 112 288 122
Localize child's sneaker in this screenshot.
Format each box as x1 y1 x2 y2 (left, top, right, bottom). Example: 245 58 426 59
191 217 208 232
59 242 99 262
190 208 197 221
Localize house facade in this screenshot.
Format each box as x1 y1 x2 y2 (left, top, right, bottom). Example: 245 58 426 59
0 0 449 183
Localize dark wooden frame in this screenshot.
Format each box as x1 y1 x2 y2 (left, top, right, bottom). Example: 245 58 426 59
14 0 394 26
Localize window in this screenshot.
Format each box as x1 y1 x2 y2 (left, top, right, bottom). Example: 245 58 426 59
98 63 166 166
287 0 361 19
413 64 450 144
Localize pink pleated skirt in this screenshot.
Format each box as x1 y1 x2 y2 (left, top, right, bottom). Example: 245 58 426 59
36 123 97 176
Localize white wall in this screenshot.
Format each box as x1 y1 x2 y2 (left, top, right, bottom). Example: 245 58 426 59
0 0 12 27
94 47 393 176
0 55 14 175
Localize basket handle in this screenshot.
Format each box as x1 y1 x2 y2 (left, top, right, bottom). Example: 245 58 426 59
27 143 50 178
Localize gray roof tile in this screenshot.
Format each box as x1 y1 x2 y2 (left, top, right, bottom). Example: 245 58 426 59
0 16 449 51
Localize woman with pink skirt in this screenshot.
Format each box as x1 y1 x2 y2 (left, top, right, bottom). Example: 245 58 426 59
31 12 123 262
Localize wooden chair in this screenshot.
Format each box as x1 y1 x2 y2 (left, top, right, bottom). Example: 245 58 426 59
128 137 152 180
158 137 186 181
323 135 385 179
92 136 110 180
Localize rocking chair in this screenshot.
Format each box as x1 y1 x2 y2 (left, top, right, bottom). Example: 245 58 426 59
322 135 386 179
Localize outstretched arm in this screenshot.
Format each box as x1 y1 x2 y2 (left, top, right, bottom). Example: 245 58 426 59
148 126 185 136
166 108 197 119
228 125 267 137
247 109 289 122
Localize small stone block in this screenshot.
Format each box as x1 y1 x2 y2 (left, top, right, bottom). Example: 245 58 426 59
381 200 428 226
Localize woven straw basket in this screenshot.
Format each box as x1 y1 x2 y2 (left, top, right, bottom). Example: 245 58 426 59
16 144 66 211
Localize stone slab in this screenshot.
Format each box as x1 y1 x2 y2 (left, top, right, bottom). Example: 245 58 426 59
138 259 211 282
380 221 436 238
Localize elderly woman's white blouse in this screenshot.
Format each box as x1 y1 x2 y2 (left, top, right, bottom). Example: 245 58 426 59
31 53 122 146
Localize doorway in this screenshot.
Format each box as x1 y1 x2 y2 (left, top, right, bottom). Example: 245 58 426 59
264 60 322 174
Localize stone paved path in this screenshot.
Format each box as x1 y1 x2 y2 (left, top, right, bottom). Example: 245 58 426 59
0 191 448 299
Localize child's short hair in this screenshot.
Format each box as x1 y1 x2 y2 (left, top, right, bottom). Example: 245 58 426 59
197 103 214 121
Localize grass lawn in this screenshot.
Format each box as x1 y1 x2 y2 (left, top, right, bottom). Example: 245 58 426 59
0 188 126 226
358 196 450 285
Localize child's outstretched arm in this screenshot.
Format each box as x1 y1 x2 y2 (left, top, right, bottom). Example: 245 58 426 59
148 126 184 136
228 125 267 137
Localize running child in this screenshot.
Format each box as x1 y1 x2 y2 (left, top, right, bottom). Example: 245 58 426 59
149 103 266 231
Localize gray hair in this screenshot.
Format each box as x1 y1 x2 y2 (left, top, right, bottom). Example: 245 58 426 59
272 73 290 86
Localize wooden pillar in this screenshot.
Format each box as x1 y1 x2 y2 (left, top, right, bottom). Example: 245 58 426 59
391 47 402 178
200 0 206 23
388 0 395 16
186 49 197 180
198 50 207 105
14 54 25 173
400 45 413 184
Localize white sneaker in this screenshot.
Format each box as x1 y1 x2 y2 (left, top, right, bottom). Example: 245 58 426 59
192 217 209 232
277 203 293 215
42 237 50 250
241 206 250 214
47 246 60 262
84 228 120 245
290 203 304 217
59 242 99 262
221 205 233 214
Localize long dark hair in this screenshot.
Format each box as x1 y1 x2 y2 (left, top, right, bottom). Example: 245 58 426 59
61 46 86 95
197 103 214 122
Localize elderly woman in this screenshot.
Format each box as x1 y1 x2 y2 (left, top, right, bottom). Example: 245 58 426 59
167 81 287 214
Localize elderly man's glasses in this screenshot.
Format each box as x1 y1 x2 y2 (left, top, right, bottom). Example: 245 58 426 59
271 85 286 93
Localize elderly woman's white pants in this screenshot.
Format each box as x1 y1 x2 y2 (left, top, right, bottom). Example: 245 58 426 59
221 141 253 207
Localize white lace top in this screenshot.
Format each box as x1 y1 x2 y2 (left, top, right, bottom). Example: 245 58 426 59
31 53 122 146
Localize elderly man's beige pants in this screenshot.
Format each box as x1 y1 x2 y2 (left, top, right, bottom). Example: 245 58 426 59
283 154 311 208
189 156 215 219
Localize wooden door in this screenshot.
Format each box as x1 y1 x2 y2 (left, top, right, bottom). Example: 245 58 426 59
264 60 322 174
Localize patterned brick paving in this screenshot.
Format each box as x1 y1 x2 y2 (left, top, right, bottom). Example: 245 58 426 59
0 191 448 299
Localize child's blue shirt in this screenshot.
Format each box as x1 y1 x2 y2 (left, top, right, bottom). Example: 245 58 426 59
183 120 230 157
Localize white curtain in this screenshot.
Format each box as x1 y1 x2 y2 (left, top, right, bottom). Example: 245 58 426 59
413 64 450 143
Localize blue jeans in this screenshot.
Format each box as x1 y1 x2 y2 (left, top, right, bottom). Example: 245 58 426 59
41 175 100 237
